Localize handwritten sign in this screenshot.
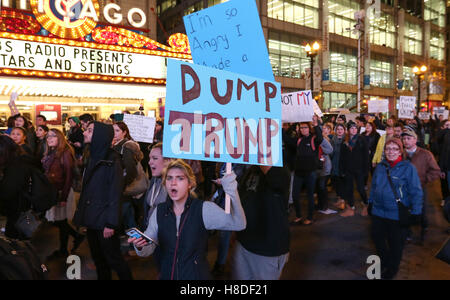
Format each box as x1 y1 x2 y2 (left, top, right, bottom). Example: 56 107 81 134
313 100 323 117
368 99 389 113
123 114 156 144
282 90 315 123
163 59 282 166
398 96 416 119
418 112 431 120
183 0 274 81
433 107 449 120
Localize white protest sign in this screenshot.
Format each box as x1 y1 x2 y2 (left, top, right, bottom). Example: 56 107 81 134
282 91 315 123
360 127 386 137
368 99 389 113
313 100 323 117
433 107 449 120
398 96 416 119
123 114 156 143
418 112 431 120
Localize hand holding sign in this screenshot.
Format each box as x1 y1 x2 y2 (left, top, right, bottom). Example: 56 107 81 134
9 92 18 104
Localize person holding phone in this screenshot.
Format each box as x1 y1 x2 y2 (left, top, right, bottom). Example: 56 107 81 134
129 159 246 280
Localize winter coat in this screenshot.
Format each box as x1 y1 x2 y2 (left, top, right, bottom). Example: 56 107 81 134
339 134 369 176
68 126 84 158
369 160 423 221
282 126 297 172
42 149 74 203
317 139 333 177
113 139 144 187
143 176 167 228
437 129 450 172
73 123 124 230
330 135 344 176
406 147 441 187
363 132 380 163
237 166 290 257
294 126 323 176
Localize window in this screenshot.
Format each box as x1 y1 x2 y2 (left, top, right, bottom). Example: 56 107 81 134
323 92 357 110
404 22 422 55
430 31 445 61
268 32 310 78
184 2 204 16
369 11 395 48
424 0 446 27
208 0 228 7
402 66 414 91
370 56 393 88
328 0 360 39
268 0 320 29
329 45 357 84
159 0 177 14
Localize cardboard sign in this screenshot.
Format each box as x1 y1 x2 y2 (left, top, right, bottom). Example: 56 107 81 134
398 96 416 119
418 112 431 120
368 99 389 113
163 59 282 167
281 90 315 123
313 100 323 117
123 114 156 144
183 0 274 81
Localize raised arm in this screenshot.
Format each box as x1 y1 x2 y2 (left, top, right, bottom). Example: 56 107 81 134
203 172 246 231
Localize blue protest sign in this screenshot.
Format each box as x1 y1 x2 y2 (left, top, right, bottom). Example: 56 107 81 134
183 0 274 81
163 59 282 167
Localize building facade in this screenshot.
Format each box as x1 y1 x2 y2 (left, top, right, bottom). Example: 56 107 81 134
156 0 448 112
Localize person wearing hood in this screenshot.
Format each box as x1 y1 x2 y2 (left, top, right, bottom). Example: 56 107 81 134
73 122 133 280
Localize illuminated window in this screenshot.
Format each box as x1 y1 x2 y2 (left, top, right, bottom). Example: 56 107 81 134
268 32 310 78
268 0 320 29
404 22 422 55
369 11 395 48
159 0 177 14
184 2 204 16
323 92 357 110
370 56 393 88
424 0 446 27
329 45 357 84
208 0 228 7
402 66 414 91
430 31 445 61
328 0 360 39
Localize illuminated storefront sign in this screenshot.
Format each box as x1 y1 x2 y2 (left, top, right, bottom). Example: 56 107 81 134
1 0 150 39
0 37 167 78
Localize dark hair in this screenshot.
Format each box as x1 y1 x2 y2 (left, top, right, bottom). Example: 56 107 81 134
12 126 27 136
394 122 404 130
7 116 15 128
37 124 50 132
79 113 94 123
113 121 132 140
365 122 377 136
36 115 47 122
0 135 22 168
298 122 313 137
14 115 29 128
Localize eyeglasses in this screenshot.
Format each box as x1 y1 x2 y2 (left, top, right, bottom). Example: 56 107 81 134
300 127 309 129
385 147 400 152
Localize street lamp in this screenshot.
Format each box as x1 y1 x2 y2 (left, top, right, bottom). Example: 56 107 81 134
305 41 320 95
413 65 428 112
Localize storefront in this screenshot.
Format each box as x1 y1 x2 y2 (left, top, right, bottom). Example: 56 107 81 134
0 3 191 128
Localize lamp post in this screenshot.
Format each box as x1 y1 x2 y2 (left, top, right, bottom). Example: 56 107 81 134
305 41 320 95
413 65 428 112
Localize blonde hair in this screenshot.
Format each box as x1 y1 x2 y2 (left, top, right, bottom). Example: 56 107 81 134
162 159 197 198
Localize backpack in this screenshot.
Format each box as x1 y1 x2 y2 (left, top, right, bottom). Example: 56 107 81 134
120 141 149 197
295 136 321 172
23 168 58 213
0 236 49 280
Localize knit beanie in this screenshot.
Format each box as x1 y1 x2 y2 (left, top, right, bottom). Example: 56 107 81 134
69 116 80 125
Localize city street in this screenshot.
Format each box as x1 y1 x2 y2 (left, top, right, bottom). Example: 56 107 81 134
5 180 447 280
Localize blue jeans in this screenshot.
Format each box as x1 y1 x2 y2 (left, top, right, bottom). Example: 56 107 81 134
292 172 317 220
216 230 232 266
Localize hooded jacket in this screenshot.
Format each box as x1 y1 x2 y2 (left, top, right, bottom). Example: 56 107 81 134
369 160 423 221
73 122 124 230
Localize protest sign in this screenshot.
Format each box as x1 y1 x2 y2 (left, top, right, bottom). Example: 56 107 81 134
183 0 274 81
433 107 449 120
313 100 323 117
368 99 389 113
163 59 282 167
418 112 431 120
123 114 156 144
398 96 416 119
281 91 315 123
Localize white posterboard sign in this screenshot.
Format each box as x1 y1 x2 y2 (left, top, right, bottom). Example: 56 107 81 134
368 99 389 113
433 107 449 120
282 90 315 123
313 100 323 117
398 96 416 119
418 112 431 120
123 114 156 144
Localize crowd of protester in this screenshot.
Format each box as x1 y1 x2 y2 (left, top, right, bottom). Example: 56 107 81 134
0 94 449 280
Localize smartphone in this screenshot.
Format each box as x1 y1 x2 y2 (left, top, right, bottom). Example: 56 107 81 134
125 228 157 246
